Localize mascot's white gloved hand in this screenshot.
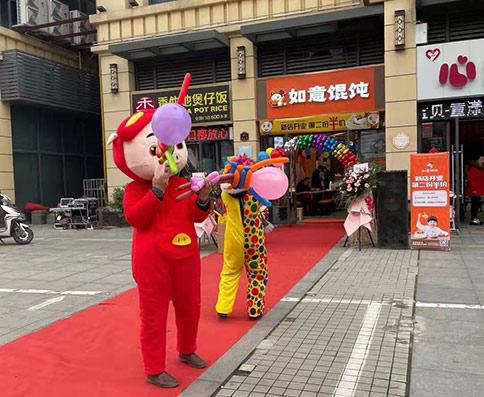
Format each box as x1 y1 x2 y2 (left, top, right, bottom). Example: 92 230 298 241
152 162 172 192
264 222 274 234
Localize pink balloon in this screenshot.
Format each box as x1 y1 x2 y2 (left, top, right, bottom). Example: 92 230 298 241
251 167 288 200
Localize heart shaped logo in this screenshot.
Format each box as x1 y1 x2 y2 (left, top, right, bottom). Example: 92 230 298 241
426 49 441 62
458 55 468 64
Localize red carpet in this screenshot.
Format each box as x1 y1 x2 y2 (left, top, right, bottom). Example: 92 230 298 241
0 224 344 396
303 218 345 223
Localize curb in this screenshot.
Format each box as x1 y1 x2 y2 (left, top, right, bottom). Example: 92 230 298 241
180 241 346 397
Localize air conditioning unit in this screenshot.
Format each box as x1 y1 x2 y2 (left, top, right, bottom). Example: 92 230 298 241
16 0 48 27
70 10 95 45
47 0 69 37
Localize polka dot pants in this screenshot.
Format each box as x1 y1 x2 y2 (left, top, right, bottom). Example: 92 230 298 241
242 195 268 318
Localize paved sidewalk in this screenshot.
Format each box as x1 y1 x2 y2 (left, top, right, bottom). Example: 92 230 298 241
410 226 484 397
0 225 215 345
185 244 418 397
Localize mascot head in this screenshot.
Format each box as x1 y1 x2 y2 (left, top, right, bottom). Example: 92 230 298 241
108 74 193 181
107 110 188 181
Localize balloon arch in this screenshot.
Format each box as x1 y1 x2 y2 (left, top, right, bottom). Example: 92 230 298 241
283 134 358 169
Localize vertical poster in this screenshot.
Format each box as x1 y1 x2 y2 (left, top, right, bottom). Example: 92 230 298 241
410 152 450 251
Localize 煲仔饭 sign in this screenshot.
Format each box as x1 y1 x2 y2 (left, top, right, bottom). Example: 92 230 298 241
133 84 231 124
410 152 450 251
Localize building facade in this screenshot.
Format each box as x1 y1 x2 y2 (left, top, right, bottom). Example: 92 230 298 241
0 0 103 207
90 0 480 200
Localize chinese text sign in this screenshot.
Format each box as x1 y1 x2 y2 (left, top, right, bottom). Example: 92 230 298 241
419 97 483 121
265 67 375 119
186 127 230 142
133 85 231 123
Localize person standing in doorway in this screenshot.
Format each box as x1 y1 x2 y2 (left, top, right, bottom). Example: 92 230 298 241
312 165 324 190
465 156 484 225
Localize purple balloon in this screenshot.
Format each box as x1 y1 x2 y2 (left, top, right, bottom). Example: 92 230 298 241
152 103 192 145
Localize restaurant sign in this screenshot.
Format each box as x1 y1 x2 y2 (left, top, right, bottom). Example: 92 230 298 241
260 112 380 135
419 97 483 121
187 126 230 142
133 84 231 123
263 66 380 119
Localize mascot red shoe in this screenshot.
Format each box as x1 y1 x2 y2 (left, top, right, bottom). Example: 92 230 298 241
108 74 212 388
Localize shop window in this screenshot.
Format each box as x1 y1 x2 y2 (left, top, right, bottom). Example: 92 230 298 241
359 130 386 165
420 122 449 153
135 49 231 91
41 154 64 208
65 156 86 198
13 153 41 205
418 1 484 44
186 140 234 173
10 105 103 207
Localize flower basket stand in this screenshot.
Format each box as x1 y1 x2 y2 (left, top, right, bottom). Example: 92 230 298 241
344 226 375 251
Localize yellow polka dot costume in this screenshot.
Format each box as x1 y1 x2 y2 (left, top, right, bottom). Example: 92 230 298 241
216 156 268 319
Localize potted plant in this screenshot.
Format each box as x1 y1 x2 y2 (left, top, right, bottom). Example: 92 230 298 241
100 186 129 227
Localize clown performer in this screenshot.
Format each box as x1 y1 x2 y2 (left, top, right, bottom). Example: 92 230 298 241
215 151 286 320
108 74 213 389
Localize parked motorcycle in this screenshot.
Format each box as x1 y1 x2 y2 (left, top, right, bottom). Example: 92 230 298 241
0 193 34 244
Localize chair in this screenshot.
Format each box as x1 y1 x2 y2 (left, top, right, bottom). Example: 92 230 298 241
194 215 218 248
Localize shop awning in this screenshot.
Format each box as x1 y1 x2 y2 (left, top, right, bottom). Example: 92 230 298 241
109 30 230 61
0 50 100 114
241 4 383 43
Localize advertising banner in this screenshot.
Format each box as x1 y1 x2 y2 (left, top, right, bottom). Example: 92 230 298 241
410 152 450 251
259 111 379 135
133 84 231 124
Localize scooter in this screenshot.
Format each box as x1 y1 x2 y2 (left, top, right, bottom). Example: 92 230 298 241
0 193 34 245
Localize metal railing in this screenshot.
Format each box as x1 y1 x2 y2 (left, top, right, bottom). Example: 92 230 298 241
83 179 106 208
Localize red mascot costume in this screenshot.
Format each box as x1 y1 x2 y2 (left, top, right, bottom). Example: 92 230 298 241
108 79 212 388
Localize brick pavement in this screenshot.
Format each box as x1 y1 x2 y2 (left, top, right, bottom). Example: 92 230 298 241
214 247 418 397
0 225 215 345
410 226 484 397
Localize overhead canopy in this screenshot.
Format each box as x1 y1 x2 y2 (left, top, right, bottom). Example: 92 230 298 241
418 0 459 6
241 4 383 43
109 30 230 61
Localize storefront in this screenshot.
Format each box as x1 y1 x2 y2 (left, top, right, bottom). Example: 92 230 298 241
132 83 233 172
417 37 484 225
256 65 386 184
0 50 103 208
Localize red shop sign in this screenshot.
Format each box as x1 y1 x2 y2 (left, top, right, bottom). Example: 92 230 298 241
187 127 230 142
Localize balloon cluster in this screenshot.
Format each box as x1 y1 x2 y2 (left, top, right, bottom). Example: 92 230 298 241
257 146 286 162
152 73 192 174
284 135 358 168
175 156 289 207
